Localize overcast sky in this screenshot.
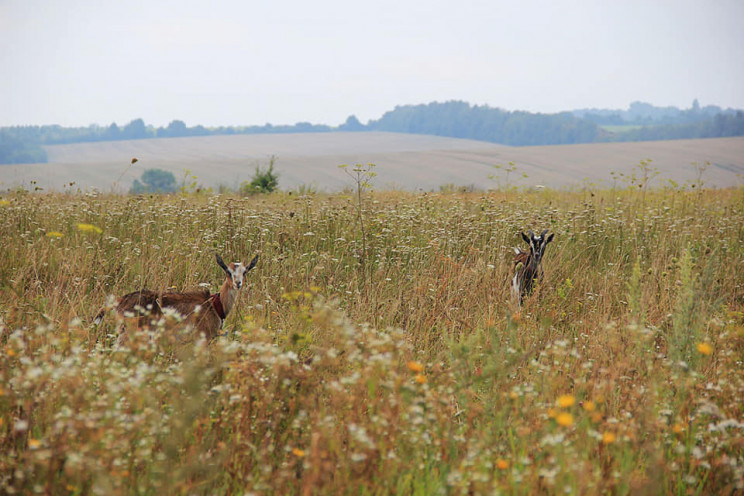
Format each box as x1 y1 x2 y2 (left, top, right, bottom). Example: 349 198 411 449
1 0 742 128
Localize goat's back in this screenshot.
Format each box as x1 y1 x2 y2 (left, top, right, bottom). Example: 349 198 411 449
513 250 530 268
113 288 219 344
117 290 163 317
159 290 211 318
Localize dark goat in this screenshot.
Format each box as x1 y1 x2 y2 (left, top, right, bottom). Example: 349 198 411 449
511 230 554 304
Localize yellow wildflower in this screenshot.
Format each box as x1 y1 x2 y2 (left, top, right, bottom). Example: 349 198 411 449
556 394 575 408
696 342 713 355
0 199 10 206
602 432 616 444
672 423 685 434
496 458 509 470
582 400 596 412
283 290 307 301
46 231 64 238
414 374 427 384
407 361 424 373
292 448 306 457
77 223 102 234
556 412 574 427
28 439 41 449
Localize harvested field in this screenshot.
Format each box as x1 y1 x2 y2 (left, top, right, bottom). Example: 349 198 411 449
1 132 743 191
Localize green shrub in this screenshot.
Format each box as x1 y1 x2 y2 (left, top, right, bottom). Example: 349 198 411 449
130 168 177 194
240 156 279 195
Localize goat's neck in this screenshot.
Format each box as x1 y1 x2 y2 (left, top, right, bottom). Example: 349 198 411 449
218 278 239 316
524 251 541 277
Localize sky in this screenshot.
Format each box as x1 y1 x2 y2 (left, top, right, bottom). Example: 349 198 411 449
1 0 743 128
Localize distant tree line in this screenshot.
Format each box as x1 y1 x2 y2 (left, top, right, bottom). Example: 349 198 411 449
574 99 740 126
363 101 605 145
361 101 744 145
2 100 743 164
0 118 333 164
607 111 744 142
0 118 333 147
0 130 47 164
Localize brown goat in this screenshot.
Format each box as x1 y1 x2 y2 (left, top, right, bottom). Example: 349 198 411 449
96 253 258 344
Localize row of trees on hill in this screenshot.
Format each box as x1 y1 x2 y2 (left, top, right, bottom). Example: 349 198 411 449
364 101 605 145
574 99 741 126
0 131 47 164
2 101 743 164
362 101 744 144
610 111 744 141
0 118 333 164
1 118 333 147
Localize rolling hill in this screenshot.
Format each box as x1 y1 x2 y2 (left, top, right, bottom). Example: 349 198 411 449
1 132 742 191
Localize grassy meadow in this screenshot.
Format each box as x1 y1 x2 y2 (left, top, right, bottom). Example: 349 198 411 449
1 185 743 494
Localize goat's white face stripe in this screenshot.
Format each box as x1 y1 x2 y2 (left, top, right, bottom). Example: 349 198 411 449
228 262 248 289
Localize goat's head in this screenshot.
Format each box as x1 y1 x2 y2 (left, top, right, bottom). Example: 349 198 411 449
215 253 259 290
520 229 554 264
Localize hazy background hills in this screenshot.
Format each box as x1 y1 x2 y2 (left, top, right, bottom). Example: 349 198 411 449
2 100 743 165
2 100 743 192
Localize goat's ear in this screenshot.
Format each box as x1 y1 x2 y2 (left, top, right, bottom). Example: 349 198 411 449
215 253 230 274
521 232 530 244
546 233 555 244
246 254 259 272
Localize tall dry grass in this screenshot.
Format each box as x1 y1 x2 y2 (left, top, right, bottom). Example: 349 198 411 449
1 187 743 494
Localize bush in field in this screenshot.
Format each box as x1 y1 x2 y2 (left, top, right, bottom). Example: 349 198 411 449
240 156 279 195
130 168 178 194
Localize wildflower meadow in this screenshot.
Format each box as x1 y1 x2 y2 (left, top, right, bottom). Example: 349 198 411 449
1 183 743 494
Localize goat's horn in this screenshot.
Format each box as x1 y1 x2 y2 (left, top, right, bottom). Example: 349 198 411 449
541 229 548 237
215 253 229 273
528 229 535 238
246 254 259 271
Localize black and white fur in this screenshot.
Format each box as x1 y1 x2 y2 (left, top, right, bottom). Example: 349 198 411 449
511 229 554 305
